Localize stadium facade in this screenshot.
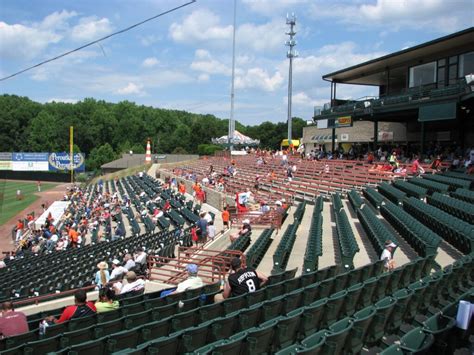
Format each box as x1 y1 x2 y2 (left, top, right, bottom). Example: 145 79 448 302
303 27 474 154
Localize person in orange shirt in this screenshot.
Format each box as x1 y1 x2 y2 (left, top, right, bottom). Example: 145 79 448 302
221 207 230 230
178 182 186 195
69 227 79 248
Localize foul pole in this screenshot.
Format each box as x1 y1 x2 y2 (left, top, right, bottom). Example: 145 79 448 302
70 126 74 184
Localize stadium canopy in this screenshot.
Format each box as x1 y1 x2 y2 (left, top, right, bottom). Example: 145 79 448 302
212 130 260 146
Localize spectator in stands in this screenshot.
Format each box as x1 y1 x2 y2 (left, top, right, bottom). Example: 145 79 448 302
115 271 145 295
221 206 230 231
95 261 110 288
0 301 28 339
110 259 128 280
15 219 24 243
134 248 147 266
223 257 267 298
389 152 399 171
381 240 397 271
166 264 204 296
45 289 96 324
112 221 125 241
430 155 442 172
123 253 136 271
196 212 208 246
207 221 216 241
411 155 425 176
95 287 119 313
230 219 251 243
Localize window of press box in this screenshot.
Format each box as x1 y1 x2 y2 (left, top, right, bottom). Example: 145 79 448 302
459 51 474 77
409 61 436 88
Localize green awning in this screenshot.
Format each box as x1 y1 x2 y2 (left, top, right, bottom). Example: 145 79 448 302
418 102 457 122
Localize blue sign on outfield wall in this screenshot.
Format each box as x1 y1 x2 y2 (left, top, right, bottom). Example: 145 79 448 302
49 152 86 172
12 152 49 161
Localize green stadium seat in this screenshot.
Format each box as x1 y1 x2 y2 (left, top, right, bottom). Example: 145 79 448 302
302 282 321 306
343 283 364 316
379 343 404 354
178 321 212 353
97 309 121 323
140 319 171 342
170 309 196 332
300 329 329 354
146 333 181 354
23 334 62 354
246 288 266 307
246 319 278 354
67 314 97 332
3 329 38 350
209 315 237 342
365 296 397 345
326 317 354 354
347 306 376 354
223 293 248 315
237 305 261 331
360 277 378 308
95 317 126 337
196 331 247 355
67 338 107 354
273 308 304 350
399 327 434 354
282 289 303 315
422 313 456 354
262 295 285 322
300 298 328 338
42 321 68 337
325 290 348 326
274 344 308 354
60 325 96 348
125 309 153 328
107 328 140 352
390 288 414 328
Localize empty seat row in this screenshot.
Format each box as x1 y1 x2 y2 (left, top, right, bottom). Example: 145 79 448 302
348 189 364 210
450 187 474 204
408 177 450 194
393 180 428 199
423 174 472 190
246 229 274 269
332 197 359 269
427 191 474 224
363 187 385 209
403 197 474 254
380 201 441 257
378 182 407 205
303 197 323 274
357 204 399 257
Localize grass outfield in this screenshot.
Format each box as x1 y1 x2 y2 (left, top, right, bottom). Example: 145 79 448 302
0 180 58 226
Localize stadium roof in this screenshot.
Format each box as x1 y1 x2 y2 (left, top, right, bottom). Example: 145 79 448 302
322 27 474 86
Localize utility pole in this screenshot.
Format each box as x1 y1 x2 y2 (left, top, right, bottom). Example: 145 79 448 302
285 13 297 146
228 0 237 152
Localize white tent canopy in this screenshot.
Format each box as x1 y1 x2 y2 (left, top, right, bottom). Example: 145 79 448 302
212 130 260 145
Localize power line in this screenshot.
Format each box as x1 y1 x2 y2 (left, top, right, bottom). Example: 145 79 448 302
0 0 196 82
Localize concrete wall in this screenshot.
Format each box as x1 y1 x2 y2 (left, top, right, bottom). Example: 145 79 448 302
102 154 199 172
302 121 408 150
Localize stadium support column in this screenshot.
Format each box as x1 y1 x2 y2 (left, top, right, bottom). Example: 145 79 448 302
420 122 425 157
373 119 378 151
332 82 336 152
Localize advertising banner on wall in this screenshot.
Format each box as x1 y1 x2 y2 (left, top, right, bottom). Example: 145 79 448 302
48 152 86 172
0 152 12 170
12 152 49 171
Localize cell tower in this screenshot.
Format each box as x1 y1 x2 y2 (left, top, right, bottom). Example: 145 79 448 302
286 13 298 145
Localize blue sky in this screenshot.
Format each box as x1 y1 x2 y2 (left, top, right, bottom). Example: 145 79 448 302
0 0 472 125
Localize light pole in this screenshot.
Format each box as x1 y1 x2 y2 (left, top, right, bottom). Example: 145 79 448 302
286 14 298 146
228 0 237 152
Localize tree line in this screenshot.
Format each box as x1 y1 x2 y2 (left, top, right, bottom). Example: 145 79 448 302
0 95 306 170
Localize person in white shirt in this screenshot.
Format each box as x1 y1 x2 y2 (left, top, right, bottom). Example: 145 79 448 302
123 254 136 271
110 259 128 280
134 249 147 266
207 221 216 240
172 264 203 295
115 271 145 295
380 240 396 271
204 212 213 224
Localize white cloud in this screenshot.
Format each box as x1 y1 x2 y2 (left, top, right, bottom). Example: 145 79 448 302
310 0 472 33
142 57 159 68
40 10 77 30
291 92 326 107
198 73 210 82
190 49 231 76
0 21 61 60
237 20 286 52
235 67 284 92
116 82 145 96
169 9 232 43
70 16 113 42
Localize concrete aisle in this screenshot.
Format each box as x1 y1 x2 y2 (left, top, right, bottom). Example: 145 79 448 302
318 201 336 269
342 199 375 268
285 204 314 276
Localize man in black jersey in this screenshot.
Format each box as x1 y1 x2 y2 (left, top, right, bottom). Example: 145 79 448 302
223 257 268 298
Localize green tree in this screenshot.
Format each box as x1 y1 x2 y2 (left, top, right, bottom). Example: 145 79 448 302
87 143 117 171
